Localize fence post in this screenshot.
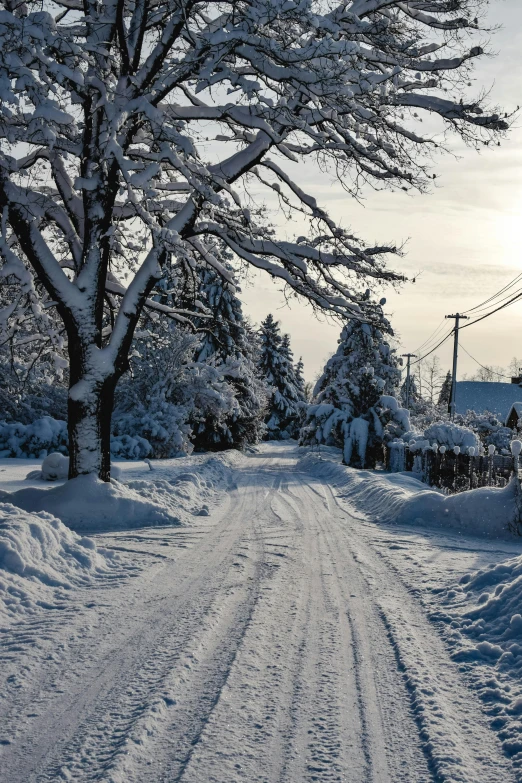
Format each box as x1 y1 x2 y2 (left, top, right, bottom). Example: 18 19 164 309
488 444 495 486
453 446 460 492
468 447 475 490
431 443 438 487
511 440 522 481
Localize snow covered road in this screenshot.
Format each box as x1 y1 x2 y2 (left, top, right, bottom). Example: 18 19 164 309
1 443 519 782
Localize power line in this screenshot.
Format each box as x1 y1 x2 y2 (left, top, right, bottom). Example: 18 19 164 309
459 343 512 379
406 275 522 374
460 289 522 331
410 327 454 366
411 317 447 355
462 271 522 315
459 284 522 318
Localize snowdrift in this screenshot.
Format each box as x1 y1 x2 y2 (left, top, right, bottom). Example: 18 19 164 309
437 555 522 765
0 474 179 532
0 452 239 532
0 503 119 622
299 450 517 539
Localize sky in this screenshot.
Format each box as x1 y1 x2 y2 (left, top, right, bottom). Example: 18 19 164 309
240 0 522 383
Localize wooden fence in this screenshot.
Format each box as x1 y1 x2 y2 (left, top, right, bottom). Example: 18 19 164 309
385 442 518 494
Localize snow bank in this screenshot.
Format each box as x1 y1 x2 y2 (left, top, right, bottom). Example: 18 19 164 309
0 451 240 532
0 475 182 532
0 503 119 623
299 450 517 539
436 555 522 768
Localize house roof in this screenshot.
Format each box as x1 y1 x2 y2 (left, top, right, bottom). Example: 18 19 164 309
455 381 522 421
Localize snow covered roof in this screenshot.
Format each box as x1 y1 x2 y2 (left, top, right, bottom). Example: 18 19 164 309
455 381 522 421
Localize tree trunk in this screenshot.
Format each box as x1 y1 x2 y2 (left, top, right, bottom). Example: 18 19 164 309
66 326 121 481
68 374 118 481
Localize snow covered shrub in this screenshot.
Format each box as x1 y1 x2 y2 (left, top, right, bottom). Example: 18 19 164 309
41 452 69 480
191 353 268 451
457 411 514 455
258 315 307 440
109 434 152 461
300 303 402 467
422 422 479 452
0 417 68 458
113 327 236 457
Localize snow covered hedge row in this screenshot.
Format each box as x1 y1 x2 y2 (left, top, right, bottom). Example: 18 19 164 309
0 417 68 459
0 417 152 460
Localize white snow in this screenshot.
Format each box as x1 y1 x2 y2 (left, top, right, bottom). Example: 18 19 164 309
299 448 518 539
436 555 522 766
0 452 238 532
455 381 522 420
41 451 69 480
0 503 120 624
2 443 522 783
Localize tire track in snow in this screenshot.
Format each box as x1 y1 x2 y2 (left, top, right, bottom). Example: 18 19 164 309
288 479 428 783
46 497 264 783
0 490 264 783
153 465 313 783
318 479 517 783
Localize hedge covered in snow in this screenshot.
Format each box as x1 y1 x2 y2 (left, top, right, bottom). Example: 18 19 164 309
0 416 153 460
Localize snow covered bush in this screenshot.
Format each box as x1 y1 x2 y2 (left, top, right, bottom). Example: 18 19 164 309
0 417 68 459
0 0 507 480
410 408 516 456
258 315 307 440
457 411 514 455
109 434 152 461
113 327 236 458
423 422 479 452
300 304 404 467
41 452 69 481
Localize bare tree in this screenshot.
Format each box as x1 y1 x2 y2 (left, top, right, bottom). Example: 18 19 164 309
424 356 442 404
0 0 508 479
465 365 507 382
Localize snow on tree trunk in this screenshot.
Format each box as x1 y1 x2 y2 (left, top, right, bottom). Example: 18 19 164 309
66 332 121 479
68 376 116 481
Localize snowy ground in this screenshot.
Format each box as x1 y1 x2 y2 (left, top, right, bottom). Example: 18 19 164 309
2 443 522 782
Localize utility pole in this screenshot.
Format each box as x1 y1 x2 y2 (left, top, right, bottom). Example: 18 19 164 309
401 353 417 409
445 313 469 419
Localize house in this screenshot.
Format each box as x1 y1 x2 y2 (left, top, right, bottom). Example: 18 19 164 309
506 402 522 430
454 381 522 423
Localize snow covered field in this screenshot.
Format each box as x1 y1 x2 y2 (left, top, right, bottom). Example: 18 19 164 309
2 443 522 782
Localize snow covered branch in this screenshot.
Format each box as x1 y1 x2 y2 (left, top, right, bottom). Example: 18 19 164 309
0 0 509 478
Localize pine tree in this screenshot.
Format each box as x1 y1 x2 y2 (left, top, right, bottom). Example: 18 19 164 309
438 371 453 408
295 358 307 402
190 265 268 451
400 373 420 409
258 316 306 440
300 303 406 467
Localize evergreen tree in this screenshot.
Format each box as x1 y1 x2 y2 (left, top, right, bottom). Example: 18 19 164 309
400 373 420 409
295 358 307 402
300 303 407 467
190 265 268 451
438 371 453 408
259 316 306 440
113 326 236 458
